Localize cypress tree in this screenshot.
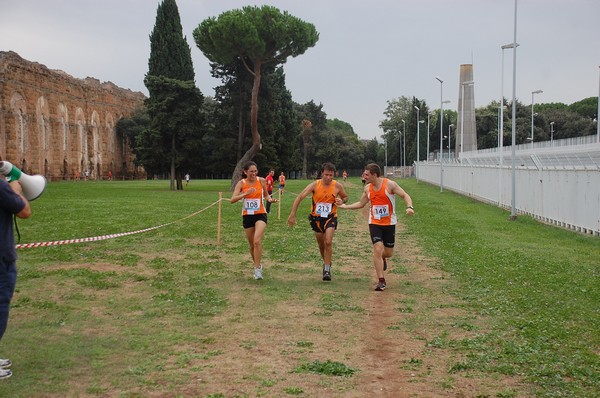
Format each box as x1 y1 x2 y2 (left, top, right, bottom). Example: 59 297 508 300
145 0 203 190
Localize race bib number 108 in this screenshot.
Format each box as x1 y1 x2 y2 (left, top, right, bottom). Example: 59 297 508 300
244 198 260 214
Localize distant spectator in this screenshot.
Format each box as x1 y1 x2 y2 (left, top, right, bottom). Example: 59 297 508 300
278 172 286 194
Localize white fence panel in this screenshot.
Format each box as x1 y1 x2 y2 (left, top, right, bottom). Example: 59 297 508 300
415 140 600 236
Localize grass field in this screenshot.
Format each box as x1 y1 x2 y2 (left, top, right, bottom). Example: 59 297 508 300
1 177 598 397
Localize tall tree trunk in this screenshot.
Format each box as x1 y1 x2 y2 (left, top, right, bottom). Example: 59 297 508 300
302 143 308 179
170 134 176 191
237 87 244 162
301 119 312 179
230 60 262 191
176 173 183 190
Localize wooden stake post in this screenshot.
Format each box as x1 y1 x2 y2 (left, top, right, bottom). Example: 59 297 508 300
217 192 222 244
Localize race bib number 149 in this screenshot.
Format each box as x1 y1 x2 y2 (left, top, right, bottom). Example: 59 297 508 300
372 204 389 220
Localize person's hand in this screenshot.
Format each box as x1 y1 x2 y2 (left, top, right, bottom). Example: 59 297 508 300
9 180 23 195
244 187 256 196
287 216 296 228
335 198 345 207
405 207 415 216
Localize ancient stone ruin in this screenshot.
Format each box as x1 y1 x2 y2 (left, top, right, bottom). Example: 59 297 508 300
0 51 146 180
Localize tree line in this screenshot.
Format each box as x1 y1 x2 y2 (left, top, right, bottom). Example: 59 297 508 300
116 0 598 189
380 96 597 166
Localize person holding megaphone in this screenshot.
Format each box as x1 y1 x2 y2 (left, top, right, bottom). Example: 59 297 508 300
0 162 33 380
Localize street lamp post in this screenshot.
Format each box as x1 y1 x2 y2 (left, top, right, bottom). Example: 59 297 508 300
414 106 420 182
510 0 519 220
435 76 444 192
460 81 474 159
448 124 454 161
501 43 518 152
500 42 517 207
550 121 555 146
398 129 402 176
417 121 424 179
414 106 420 162
401 119 406 178
384 137 388 171
597 65 600 143
531 89 543 150
426 112 431 161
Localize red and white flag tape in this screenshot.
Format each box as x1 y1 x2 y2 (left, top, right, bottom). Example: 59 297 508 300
16 198 224 249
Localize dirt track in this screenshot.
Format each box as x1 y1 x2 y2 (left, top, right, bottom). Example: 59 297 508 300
183 194 531 397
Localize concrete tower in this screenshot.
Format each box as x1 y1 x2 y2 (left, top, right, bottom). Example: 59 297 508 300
456 64 477 157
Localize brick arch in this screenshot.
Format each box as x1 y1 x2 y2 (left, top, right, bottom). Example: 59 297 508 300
0 51 146 180
3 92 29 164
90 110 100 179
105 113 115 155
57 102 69 179
75 107 87 175
35 96 51 176
105 113 116 178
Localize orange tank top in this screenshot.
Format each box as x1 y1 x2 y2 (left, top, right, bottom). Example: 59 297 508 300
311 179 337 217
368 178 396 225
241 178 266 216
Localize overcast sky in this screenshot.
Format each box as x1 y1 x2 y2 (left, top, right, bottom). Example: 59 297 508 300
1 0 599 140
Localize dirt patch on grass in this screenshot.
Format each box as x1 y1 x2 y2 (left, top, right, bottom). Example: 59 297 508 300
19 183 532 397
169 204 531 398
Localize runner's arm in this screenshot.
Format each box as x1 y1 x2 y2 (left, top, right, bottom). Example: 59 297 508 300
287 182 315 226
337 186 369 210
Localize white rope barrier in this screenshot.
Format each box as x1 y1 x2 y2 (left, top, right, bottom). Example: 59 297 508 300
16 198 226 249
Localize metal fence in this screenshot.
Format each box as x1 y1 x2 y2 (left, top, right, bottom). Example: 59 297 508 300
415 136 600 236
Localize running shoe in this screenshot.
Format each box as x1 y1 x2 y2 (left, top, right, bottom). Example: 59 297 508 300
374 281 386 291
0 359 10 369
254 266 263 280
322 268 331 281
0 368 12 380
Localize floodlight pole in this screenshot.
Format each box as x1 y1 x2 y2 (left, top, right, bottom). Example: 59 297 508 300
597 65 600 143
447 124 454 161
426 112 431 161
510 0 519 220
531 90 543 150
436 76 444 192
500 42 518 207
401 119 406 178
414 106 420 162
384 138 387 171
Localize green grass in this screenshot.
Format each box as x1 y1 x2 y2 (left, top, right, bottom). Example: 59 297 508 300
1 178 598 397
293 360 358 377
402 179 599 397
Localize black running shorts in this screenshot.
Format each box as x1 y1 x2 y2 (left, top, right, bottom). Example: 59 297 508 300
309 214 338 233
369 224 395 247
243 213 268 229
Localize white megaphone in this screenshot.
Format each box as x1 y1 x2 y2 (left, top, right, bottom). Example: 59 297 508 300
0 161 47 201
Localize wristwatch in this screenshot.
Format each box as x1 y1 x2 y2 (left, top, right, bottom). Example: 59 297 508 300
407 206 414 210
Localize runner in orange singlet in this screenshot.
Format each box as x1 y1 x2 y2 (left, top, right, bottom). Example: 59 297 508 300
231 161 276 280
337 163 414 291
278 172 286 194
287 162 349 281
